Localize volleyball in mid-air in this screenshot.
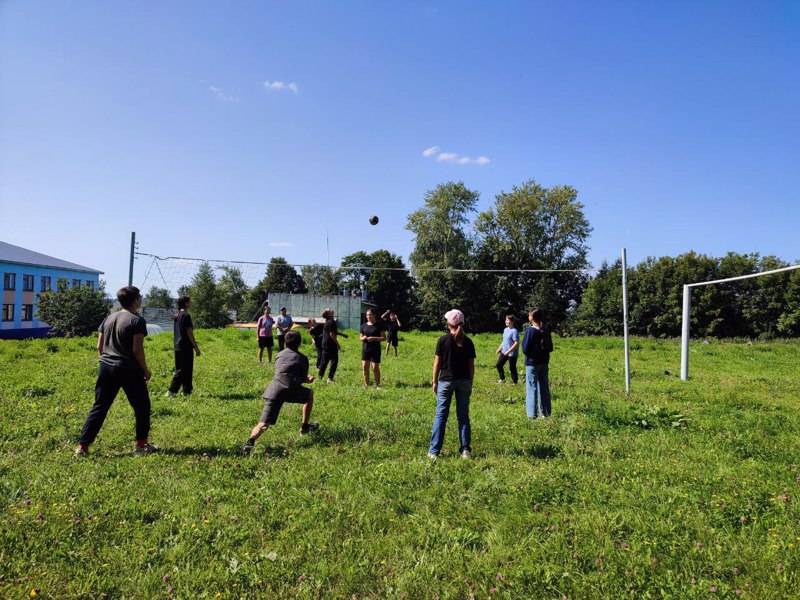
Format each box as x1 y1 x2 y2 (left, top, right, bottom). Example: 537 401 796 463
369 215 379 225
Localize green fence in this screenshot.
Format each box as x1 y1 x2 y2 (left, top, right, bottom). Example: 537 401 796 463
267 293 371 330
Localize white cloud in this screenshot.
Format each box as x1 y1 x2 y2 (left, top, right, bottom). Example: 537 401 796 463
423 146 490 166
208 86 239 102
264 80 299 94
269 242 294 247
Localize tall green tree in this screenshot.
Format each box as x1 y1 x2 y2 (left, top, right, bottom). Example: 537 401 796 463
406 181 479 330
242 257 307 321
364 250 415 323
339 251 372 294
143 286 173 308
571 260 623 335
217 266 250 319
186 262 230 328
473 179 591 331
300 264 341 296
36 278 111 337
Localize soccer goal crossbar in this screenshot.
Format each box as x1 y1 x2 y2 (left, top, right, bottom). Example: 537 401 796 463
680 263 800 380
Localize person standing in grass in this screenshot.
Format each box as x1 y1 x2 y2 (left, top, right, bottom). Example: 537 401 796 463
360 309 386 388
242 330 319 454
276 306 293 351
257 305 275 364
307 317 324 369
166 296 201 397
318 307 341 383
381 309 402 357
495 314 519 385
521 307 553 419
428 309 476 460
74 286 158 456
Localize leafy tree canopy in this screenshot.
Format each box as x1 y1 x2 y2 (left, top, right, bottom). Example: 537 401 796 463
36 278 111 337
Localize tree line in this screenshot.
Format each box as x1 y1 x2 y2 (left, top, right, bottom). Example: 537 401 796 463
128 177 800 338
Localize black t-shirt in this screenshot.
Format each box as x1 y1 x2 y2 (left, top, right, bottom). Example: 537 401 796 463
435 333 476 381
360 322 383 354
321 318 338 351
386 320 399 336
174 310 194 350
98 310 148 370
309 323 324 348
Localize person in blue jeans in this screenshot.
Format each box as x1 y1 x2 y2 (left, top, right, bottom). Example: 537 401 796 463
521 307 553 419
428 309 476 459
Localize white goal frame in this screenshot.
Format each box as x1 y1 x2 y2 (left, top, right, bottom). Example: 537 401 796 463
680 263 800 380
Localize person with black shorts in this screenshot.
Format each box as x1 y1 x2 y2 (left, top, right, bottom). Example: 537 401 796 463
167 295 201 396
381 310 402 357
360 309 386 388
257 306 275 364
318 307 341 383
242 330 319 454
74 286 159 456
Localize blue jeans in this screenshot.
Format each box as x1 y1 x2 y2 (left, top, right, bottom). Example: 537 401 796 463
428 379 472 455
526 364 551 418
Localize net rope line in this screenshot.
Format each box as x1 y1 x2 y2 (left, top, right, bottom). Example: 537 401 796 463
134 251 598 275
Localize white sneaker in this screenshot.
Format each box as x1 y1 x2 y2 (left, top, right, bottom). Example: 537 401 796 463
427 452 438 460
165 391 175 398
460 449 472 460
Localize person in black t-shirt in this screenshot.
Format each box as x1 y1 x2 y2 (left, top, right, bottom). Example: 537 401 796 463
167 296 201 396
75 286 158 456
381 310 402 357
318 307 341 383
307 318 324 369
428 309 476 460
360 309 386 388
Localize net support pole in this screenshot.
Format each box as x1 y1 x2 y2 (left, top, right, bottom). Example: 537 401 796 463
680 284 691 381
621 248 631 394
128 232 136 287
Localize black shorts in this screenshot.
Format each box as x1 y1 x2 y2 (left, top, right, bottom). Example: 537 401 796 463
361 347 382 364
387 333 399 347
260 387 312 424
258 336 274 349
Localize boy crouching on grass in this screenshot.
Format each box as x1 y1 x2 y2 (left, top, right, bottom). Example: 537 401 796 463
243 330 319 454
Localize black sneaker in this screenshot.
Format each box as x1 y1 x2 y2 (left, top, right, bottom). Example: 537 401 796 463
300 422 320 436
242 440 255 455
134 443 160 455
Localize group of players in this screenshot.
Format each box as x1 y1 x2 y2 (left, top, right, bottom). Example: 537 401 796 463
74 286 552 460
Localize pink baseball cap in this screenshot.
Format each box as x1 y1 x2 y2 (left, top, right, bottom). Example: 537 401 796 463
444 309 465 327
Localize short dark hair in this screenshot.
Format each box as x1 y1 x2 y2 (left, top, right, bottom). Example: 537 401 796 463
322 307 333 319
505 314 516 325
117 286 141 309
530 307 545 324
285 330 301 350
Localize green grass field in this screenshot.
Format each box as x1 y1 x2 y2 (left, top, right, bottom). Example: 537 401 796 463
2 329 799 599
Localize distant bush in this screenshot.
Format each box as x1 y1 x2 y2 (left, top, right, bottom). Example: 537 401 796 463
36 278 111 337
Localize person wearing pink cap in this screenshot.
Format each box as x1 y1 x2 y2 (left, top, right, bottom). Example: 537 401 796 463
428 309 476 459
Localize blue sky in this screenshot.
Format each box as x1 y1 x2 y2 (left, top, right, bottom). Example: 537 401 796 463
1 1 798 291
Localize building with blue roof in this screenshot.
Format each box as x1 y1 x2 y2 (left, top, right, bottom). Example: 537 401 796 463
1 241 103 339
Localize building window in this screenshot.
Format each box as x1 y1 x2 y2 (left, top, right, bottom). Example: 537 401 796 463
3 273 15 291
2 304 13 322
85 280 95 290
23 274 34 291
21 304 33 321
72 279 81 288
41 276 52 292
